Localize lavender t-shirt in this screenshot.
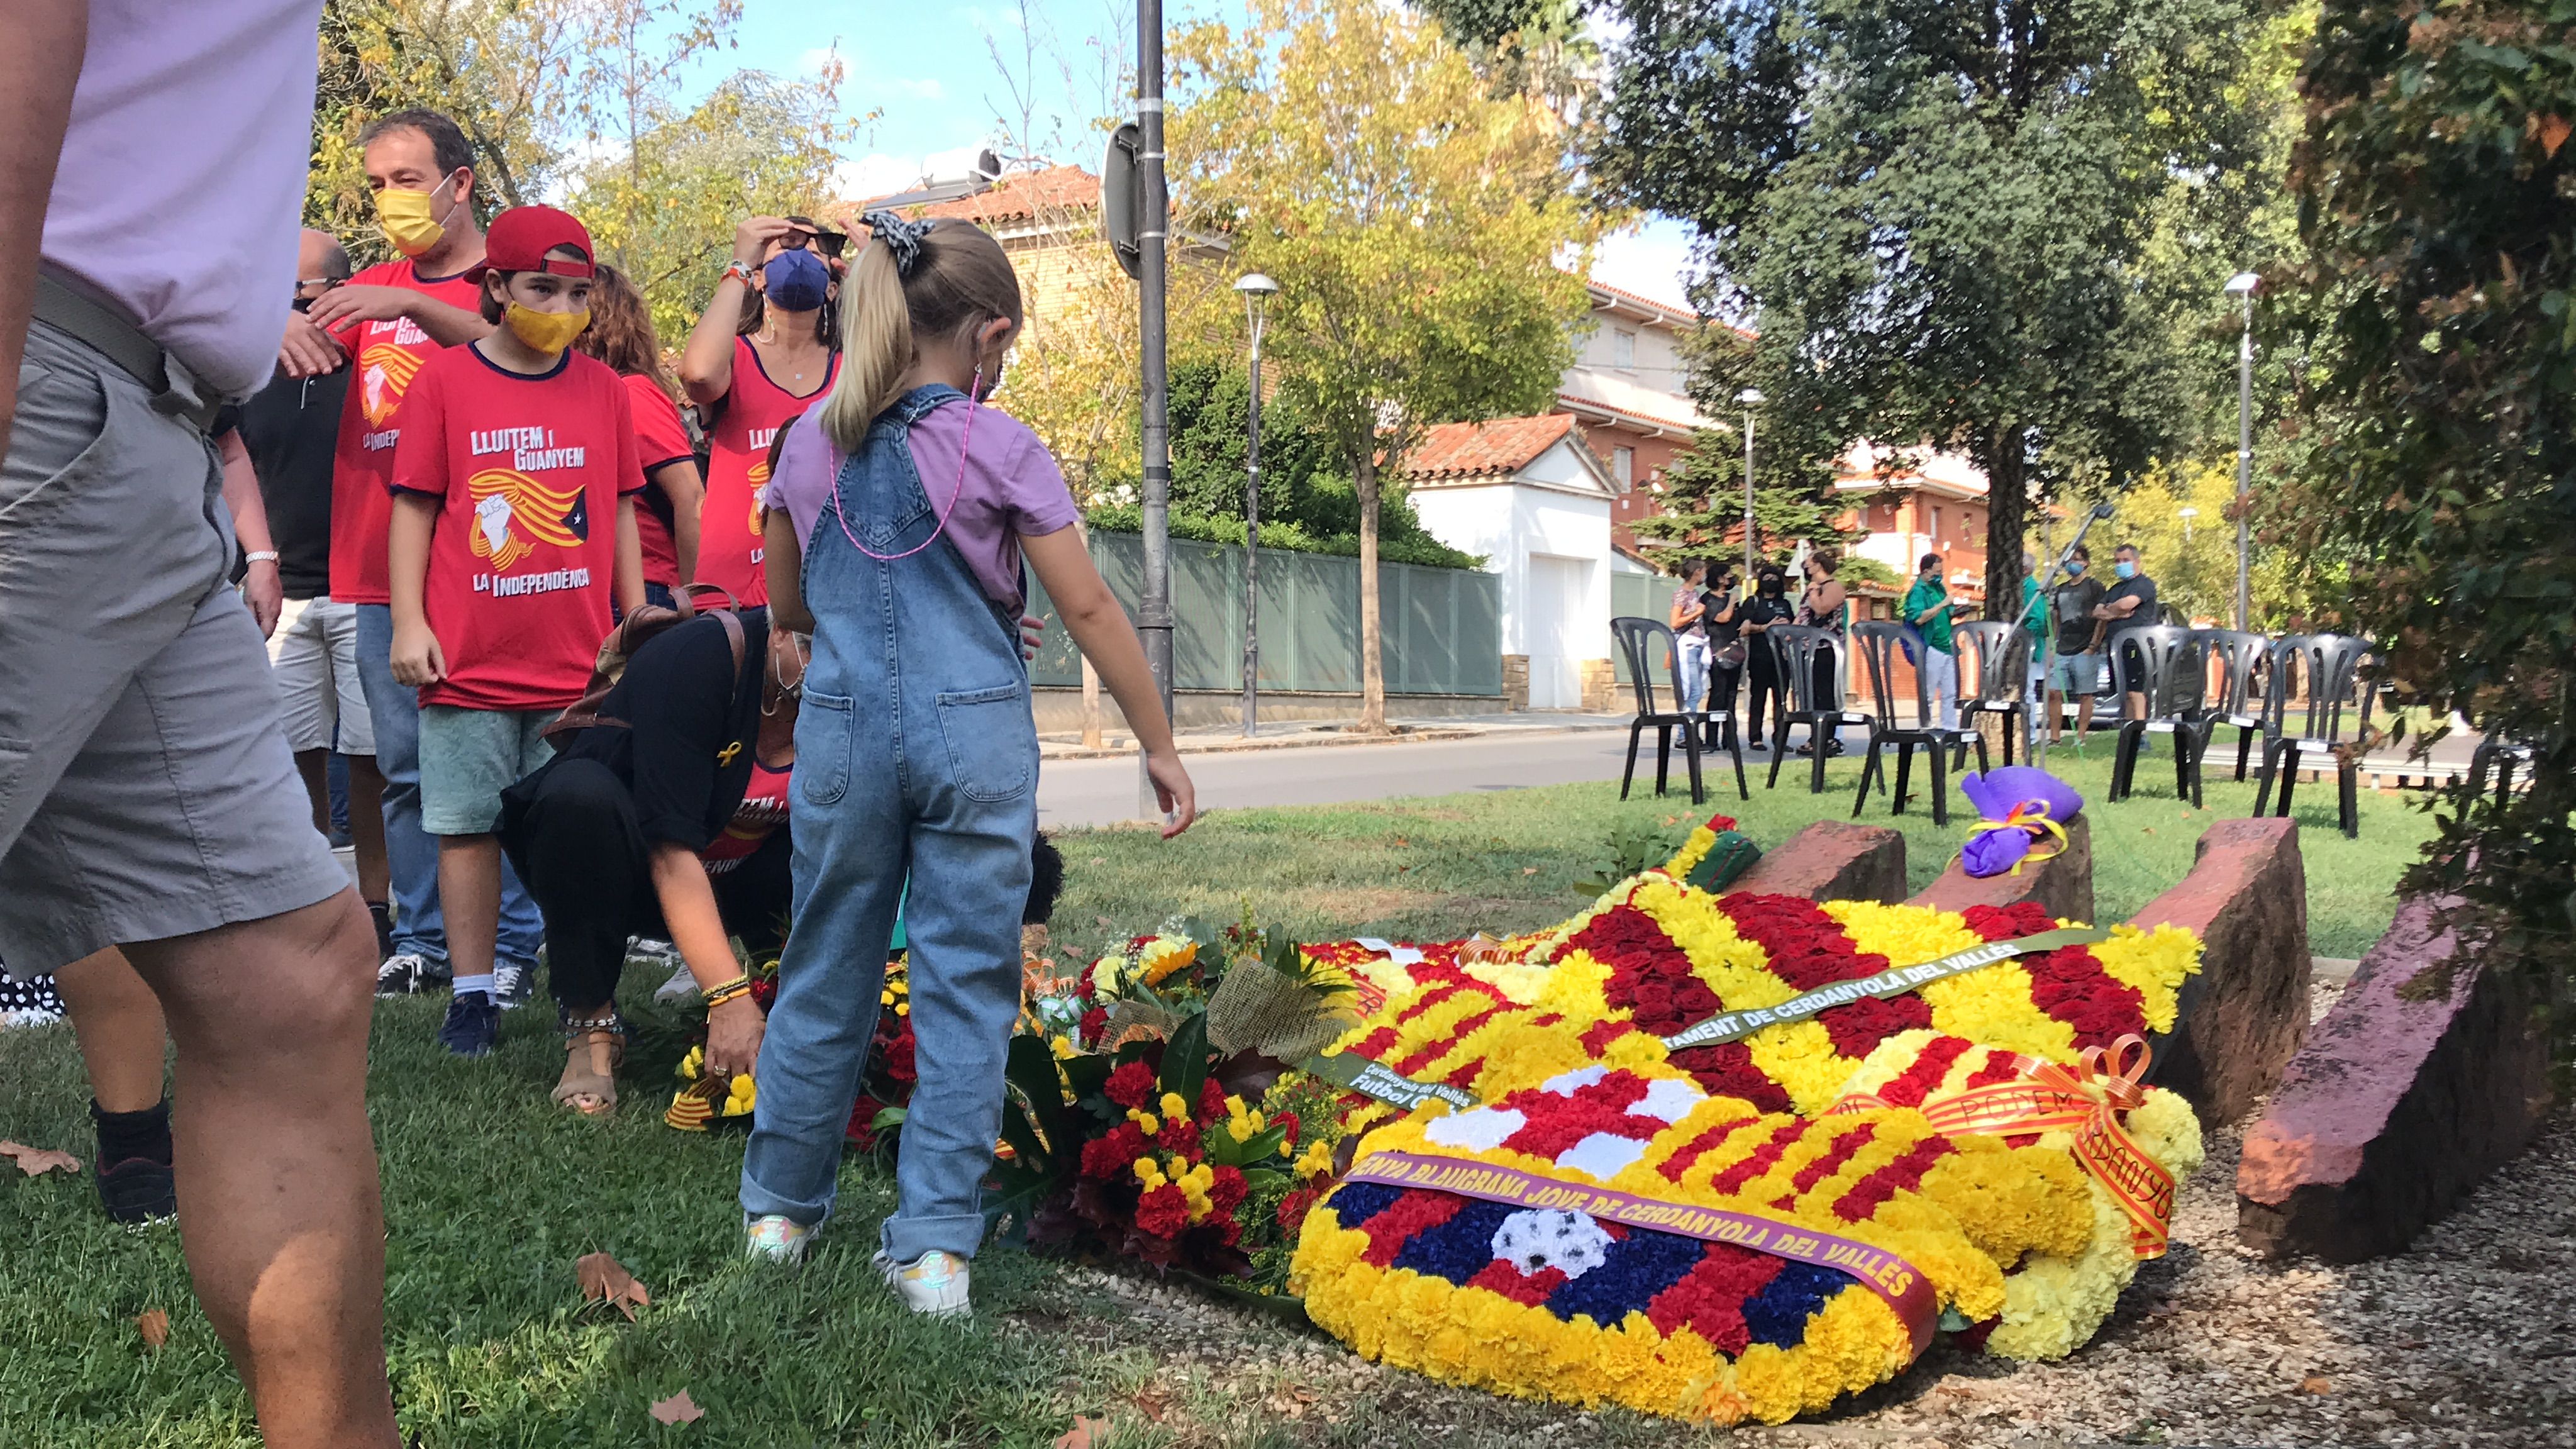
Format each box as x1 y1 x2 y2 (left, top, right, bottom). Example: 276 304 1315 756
762 398 1079 613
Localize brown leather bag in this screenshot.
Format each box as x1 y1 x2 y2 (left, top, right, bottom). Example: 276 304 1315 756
541 591 747 741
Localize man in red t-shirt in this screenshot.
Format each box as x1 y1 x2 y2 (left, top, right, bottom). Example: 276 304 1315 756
285 108 547 1001
388 205 645 1060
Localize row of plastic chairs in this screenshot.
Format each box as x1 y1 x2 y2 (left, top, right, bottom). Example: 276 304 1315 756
1609 616 2382 836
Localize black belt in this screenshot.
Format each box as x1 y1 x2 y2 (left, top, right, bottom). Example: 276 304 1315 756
31 269 226 434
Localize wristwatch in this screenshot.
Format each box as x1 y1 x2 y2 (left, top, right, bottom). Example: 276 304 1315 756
723 259 757 287
244 550 280 566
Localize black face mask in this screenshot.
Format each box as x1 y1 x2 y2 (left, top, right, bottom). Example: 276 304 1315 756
1759 577 1784 595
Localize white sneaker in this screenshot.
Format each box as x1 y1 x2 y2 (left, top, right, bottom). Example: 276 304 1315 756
744 1214 815 1265
645 943 698 1002
876 1248 970 1317
375 952 441 997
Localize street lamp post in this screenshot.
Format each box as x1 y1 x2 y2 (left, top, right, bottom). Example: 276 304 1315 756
2225 271 2260 631
2177 506 2199 542
1235 273 1278 737
1736 388 1764 580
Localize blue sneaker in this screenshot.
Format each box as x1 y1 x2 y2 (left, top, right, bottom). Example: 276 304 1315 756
439 993 500 1057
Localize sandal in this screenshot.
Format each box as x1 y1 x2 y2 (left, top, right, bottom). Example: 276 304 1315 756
553 1011 626 1117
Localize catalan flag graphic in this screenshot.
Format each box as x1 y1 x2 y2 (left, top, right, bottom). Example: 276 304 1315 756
468 467 586 572
358 343 426 426
747 458 773 535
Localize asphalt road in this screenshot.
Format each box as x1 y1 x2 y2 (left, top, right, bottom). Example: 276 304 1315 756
1035 729 1642 828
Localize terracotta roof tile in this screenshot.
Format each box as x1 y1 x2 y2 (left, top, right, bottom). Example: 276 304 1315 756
831 164 1101 230
1402 414 1581 480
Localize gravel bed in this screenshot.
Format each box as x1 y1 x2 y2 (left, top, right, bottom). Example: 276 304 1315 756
1023 979 2576 1447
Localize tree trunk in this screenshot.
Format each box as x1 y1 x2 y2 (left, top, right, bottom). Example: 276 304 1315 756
1984 423 2029 625
1357 450 1388 733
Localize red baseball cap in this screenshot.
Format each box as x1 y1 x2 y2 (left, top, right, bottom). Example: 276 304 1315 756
479 205 594 277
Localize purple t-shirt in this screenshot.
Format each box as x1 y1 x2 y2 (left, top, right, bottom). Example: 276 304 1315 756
762 397 1080 613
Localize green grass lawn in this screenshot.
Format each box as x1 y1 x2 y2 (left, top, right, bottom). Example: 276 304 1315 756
0 755 2434 1446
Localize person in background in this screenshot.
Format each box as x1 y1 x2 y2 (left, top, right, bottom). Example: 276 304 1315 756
575 264 702 611
741 211 1196 1317
1701 562 1744 748
1793 551 1848 756
2046 543 2107 745
680 213 845 607
1667 557 1711 723
231 229 392 951
386 206 647 1058
1735 562 1796 751
4 3 398 1440
2093 541 2160 727
2015 550 2051 752
287 108 547 999
1902 552 1962 729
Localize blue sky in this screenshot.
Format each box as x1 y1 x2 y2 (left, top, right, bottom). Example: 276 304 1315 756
697 0 1699 308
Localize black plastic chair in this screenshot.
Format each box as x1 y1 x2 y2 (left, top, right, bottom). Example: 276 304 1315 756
2106 625 2206 805
1953 621 2032 771
2186 629 2272 789
1847 621 1976 826
1762 625 1872 796
2467 725 2538 811
1609 617 1746 804
2253 633 2376 838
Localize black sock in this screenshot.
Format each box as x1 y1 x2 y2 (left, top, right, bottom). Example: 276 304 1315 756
91 1097 172 1167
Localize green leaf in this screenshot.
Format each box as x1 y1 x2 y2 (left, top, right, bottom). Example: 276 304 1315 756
1158 1013 1211 1119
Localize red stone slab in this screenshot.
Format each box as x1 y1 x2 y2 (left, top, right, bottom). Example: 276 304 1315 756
2129 818 2311 1124
1909 813 2094 924
2236 894 2551 1262
1726 819 1907 903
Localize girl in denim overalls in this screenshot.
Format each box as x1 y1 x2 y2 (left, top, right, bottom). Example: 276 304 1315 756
738 213 1197 1314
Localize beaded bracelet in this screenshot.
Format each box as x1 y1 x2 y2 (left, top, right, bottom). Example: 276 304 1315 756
701 974 755 1009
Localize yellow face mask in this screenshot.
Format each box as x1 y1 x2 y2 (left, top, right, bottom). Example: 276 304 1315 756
374 172 459 257
502 302 590 355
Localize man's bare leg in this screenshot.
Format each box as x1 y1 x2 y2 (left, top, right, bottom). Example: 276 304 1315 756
121 890 398 1449
52 946 166 1113
2072 693 2094 746
291 747 331 836
346 753 390 904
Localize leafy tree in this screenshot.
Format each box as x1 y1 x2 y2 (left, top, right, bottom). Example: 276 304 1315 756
2285 0 2576 1026
1627 426 1864 572
1173 0 1599 729
1589 0 2277 624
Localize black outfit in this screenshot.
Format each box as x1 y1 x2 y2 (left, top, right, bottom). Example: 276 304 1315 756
1701 589 1745 743
2100 574 2160 649
497 609 787 1014
1737 592 1797 744
2053 575 2109 657
222 365 350 598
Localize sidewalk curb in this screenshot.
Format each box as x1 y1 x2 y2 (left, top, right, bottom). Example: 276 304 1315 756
1041 719 1629 761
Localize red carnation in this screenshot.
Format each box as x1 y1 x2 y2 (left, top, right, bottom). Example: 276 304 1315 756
1199 1076 1229 1123
880 1028 918 1085
1276 1187 1318 1235
1274 1109 1302 1147
1106 1060 1158 1110
1133 1182 1191 1238
1206 1164 1249 1216
1706 814 1738 833
1078 1006 1108 1046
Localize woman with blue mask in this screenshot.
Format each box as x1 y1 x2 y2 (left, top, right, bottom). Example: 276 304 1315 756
680 213 848 609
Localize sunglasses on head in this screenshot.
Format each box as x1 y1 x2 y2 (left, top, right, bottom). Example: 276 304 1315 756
290 277 343 312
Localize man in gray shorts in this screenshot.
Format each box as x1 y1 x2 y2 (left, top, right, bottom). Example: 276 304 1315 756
3 3 396 1444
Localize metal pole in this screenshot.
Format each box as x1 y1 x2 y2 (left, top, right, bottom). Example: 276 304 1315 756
2234 294 2254 631
1741 409 1757 581
1241 325 1262 736
1136 0 1174 816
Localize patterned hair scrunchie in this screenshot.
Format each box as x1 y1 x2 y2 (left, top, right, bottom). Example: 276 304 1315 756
859 209 930 279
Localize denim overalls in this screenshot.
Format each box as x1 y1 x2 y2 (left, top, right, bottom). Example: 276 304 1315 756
740 384 1039 1263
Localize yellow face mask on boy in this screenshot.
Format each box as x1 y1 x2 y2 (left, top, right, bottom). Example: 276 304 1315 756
502 303 589 355
374 172 460 257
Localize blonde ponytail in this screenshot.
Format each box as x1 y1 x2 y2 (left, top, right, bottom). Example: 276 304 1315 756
814 216 1024 457
819 238 914 454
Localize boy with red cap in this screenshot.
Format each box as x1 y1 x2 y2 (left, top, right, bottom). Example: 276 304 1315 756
387 206 647 1057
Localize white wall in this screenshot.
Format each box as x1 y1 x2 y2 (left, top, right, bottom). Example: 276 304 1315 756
1411 444 1614 709
1571 309 1690 395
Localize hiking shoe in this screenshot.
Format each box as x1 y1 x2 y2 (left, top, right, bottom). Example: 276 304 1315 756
745 1214 816 1265
375 952 443 997
876 1248 970 1317
492 961 536 1011
439 994 500 1057
96 1155 176 1225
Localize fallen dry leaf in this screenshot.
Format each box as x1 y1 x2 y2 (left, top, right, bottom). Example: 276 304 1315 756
1521 867 1540 876
648 1389 704 1425
1394 836 1408 847
0 1140 79 1177
2540 113 2572 159
576 1252 650 1321
2299 1375 2332 1395
135 1309 170 1350
1054 1414 1110 1449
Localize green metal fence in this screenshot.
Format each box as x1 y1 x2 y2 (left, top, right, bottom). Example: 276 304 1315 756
1024 531 1503 696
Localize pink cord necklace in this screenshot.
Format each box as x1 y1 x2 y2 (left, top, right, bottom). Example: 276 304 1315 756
828 369 981 562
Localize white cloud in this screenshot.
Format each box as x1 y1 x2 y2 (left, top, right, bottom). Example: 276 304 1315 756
835 153 926 201
1590 218 1700 310
881 75 947 101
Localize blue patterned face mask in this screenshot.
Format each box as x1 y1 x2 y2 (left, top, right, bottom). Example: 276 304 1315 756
763 249 830 311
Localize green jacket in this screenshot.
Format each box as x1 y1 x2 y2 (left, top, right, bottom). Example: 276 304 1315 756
1902 576 1956 655
2018 576 2050 648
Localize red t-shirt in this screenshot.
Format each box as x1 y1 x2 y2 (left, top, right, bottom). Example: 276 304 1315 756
327 259 482 605
619 373 695 590
695 336 835 608
700 757 791 874
389 345 645 711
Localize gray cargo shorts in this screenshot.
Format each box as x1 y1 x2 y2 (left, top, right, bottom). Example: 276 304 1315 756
0 321 347 977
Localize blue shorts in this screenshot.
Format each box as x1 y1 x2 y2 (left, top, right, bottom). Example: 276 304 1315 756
2049 652 2103 694
418 705 556 835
